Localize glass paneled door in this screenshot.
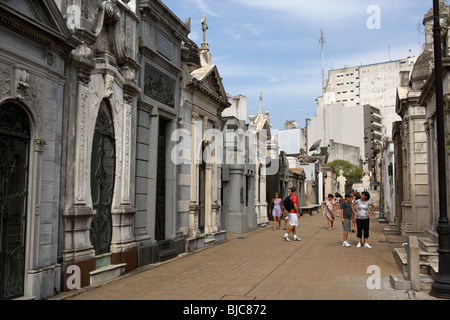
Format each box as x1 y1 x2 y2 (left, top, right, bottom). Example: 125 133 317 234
0 103 30 300
90 101 115 256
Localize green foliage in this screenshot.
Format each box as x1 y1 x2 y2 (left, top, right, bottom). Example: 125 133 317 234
446 128 450 153
327 160 364 187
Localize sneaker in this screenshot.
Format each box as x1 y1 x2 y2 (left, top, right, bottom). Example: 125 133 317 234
356 242 362 248
283 235 290 242
293 236 301 241
364 243 372 249
342 241 351 247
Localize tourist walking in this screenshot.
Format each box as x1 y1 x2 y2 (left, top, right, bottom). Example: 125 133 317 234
335 192 343 217
350 191 359 233
283 186 301 242
351 191 376 248
321 194 337 231
283 210 289 230
340 193 353 247
271 192 283 230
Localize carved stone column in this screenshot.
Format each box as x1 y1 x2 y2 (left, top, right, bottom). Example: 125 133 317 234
204 163 213 234
61 42 96 282
28 139 47 270
189 202 201 238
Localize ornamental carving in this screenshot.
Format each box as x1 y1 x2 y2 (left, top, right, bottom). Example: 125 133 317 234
14 68 29 100
0 63 11 97
104 1 121 25
20 71 43 128
144 65 175 107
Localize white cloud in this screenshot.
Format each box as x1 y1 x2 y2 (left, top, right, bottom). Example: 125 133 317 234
187 0 219 17
229 0 369 22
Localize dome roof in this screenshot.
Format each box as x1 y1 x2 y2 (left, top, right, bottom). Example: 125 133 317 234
423 2 448 23
424 7 433 23
182 37 201 72
410 49 434 91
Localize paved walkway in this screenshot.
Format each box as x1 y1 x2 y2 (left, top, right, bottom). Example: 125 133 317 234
52 212 436 300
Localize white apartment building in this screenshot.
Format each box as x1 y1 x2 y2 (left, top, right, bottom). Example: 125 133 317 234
309 56 416 160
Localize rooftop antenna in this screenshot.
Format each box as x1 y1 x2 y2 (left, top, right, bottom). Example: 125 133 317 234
319 29 325 93
418 22 423 53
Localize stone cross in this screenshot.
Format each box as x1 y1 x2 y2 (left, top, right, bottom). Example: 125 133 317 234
201 15 208 43
259 91 263 114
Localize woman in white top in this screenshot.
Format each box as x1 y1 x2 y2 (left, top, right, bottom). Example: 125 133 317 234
351 191 376 248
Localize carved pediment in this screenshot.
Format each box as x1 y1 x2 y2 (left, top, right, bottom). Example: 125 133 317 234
1 0 57 29
190 64 229 110
0 0 78 51
204 70 224 97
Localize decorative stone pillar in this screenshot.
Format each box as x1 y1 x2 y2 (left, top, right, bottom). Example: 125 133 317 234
61 42 97 279
189 202 201 238
28 139 47 269
204 163 213 234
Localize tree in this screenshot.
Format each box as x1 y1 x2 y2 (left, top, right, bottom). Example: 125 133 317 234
327 160 364 189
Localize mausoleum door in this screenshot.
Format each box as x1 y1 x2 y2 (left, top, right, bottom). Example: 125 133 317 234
198 158 206 234
155 119 167 241
90 101 115 256
0 103 30 300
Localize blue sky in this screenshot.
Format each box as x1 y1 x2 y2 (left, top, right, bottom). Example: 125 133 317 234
161 0 432 130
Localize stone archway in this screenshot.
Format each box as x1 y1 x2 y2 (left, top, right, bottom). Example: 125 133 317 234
0 103 31 300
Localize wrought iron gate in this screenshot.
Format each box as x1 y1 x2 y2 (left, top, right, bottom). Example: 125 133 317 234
90 101 115 256
0 103 30 300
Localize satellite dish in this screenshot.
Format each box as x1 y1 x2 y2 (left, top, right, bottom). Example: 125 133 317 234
309 139 321 152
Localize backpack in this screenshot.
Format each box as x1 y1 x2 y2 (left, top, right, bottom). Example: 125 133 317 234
284 195 294 212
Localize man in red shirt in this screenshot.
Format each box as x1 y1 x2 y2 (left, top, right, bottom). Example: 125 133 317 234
283 186 301 241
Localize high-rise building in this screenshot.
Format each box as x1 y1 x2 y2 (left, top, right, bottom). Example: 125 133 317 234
309 55 417 163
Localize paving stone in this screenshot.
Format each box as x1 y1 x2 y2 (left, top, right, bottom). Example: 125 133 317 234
52 213 440 301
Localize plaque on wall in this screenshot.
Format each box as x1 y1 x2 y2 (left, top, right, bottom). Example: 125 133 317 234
144 65 175 108
157 32 174 60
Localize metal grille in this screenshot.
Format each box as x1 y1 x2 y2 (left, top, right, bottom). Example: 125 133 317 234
0 103 30 300
90 101 115 256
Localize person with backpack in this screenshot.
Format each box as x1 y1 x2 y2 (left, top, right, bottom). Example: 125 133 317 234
282 186 301 242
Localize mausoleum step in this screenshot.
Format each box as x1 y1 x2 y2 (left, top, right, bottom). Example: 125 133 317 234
418 237 438 253
393 247 440 279
89 263 127 286
393 248 407 276
204 238 216 247
420 274 435 291
159 249 178 262
383 227 398 235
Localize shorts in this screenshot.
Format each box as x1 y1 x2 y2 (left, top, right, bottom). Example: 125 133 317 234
272 208 282 218
288 213 298 227
342 218 351 233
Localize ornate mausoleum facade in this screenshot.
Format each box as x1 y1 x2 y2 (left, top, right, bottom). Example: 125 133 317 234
0 0 277 300
0 0 79 299
57 0 141 290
